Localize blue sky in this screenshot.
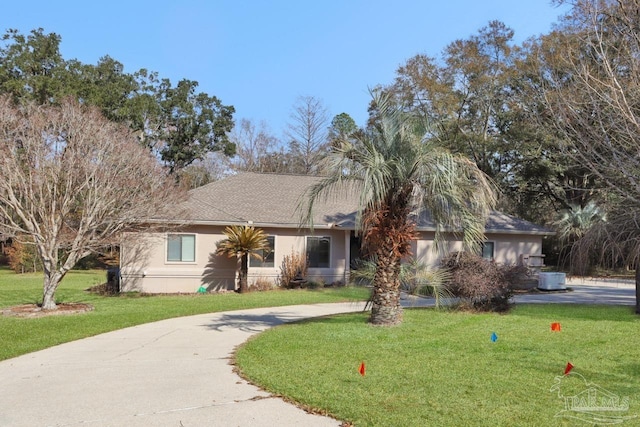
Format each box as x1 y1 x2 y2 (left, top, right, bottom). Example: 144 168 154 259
4 1 568 140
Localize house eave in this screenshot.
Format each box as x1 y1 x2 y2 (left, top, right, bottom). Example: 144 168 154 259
484 229 556 236
150 219 341 230
413 226 555 236
146 219 554 235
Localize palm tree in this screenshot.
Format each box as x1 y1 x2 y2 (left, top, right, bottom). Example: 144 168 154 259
216 225 270 293
553 201 606 245
350 257 453 310
303 94 496 325
552 201 607 268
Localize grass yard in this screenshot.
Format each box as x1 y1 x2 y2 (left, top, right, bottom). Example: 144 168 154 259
235 305 640 426
0 267 369 361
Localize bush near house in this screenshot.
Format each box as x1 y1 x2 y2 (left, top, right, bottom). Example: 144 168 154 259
279 252 309 288
442 252 528 312
250 276 278 292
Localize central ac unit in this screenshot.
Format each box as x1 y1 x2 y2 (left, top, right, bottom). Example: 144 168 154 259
538 272 567 290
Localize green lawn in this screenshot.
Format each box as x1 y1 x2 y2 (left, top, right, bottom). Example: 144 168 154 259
0 267 369 361
236 305 640 426
4 267 640 426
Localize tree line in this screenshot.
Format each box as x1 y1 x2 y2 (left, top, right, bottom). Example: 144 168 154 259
0 28 235 173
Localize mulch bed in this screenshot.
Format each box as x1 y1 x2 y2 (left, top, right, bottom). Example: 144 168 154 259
1 303 94 318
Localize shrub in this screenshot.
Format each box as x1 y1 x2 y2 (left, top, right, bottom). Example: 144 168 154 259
350 257 453 309
75 247 119 269
250 276 278 292
441 252 515 312
279 251 308 289
348 259 376 287
501 264 531 289
87 282 118 295
6 238 42 273
305 277 324 289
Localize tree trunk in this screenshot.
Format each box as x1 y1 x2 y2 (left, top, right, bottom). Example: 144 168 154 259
42 270 64 310
238 254 249 293
636 268 640 314
369 253 402 326
38 244 76 310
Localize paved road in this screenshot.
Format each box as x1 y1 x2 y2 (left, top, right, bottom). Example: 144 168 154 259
0 281 635 427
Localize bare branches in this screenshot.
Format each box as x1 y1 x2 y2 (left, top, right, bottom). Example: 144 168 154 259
0 96 185 308
286 96 330 175
229 118 280 172
542 1 640 207
539 1 640 290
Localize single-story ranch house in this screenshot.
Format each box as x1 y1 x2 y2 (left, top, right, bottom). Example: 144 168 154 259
120 172 554 293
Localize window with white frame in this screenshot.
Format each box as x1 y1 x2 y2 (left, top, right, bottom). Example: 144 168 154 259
167 234 195 262
307 236 330 268
250 236 275 267
481 241 495 261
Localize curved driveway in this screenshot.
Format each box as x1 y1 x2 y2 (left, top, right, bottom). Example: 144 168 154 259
0 280 635 427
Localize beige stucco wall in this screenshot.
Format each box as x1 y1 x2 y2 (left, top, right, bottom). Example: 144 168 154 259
120 226 236 293
413 231 544 267
120 225 545 293
120 226 350 293
485 232 544 265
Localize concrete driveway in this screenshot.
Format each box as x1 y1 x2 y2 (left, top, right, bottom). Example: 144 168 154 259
0 280 636 427
515 277 636 305
398 277 637 307
0 302 368 427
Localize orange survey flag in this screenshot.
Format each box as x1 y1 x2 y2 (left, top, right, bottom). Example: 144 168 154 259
359 362 366 376
551 322 561 331
564 362 574 375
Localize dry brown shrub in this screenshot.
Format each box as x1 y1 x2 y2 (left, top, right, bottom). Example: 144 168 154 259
441 252 515 312
250 276 278 292
279 251 308 288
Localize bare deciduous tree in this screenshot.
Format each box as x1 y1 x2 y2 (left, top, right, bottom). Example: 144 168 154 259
286 96 330 175
540 0 640 312
230 118 280 172
0 97 185 309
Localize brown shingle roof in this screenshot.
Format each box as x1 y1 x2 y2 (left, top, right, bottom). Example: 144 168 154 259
181 172 553 235
183 172 355 227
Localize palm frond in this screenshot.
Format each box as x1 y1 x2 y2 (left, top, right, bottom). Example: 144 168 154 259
301 91 496 324
350 257 453 309
553 201 606 244
215 225 269 260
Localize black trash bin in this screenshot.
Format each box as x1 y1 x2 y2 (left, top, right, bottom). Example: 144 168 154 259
106 267 121 293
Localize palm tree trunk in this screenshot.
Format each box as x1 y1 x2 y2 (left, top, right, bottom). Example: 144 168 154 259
238 253 249 293
370 253 402 325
